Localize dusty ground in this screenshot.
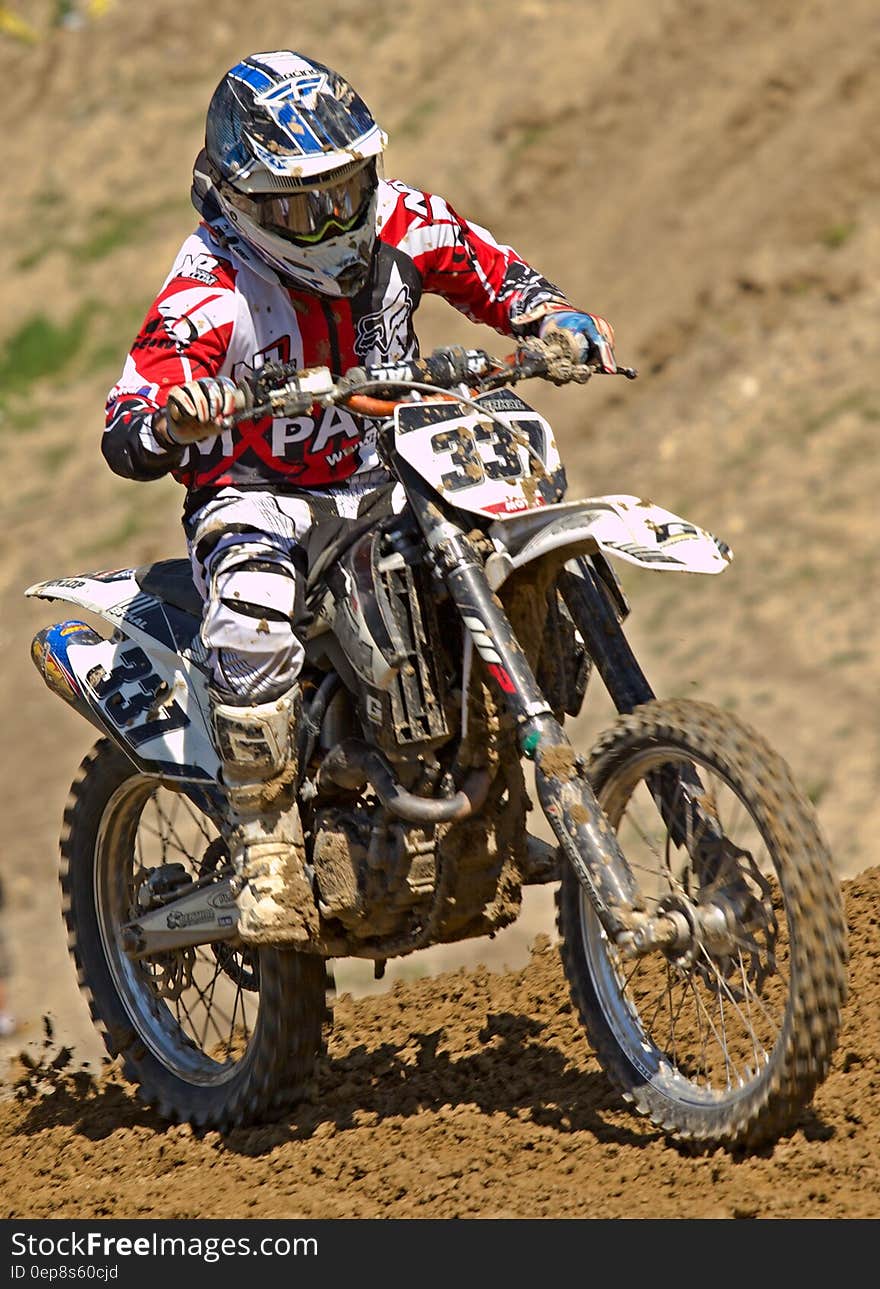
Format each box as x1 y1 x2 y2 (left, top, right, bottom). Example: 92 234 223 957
0 0 878 1219
0 865 876 1221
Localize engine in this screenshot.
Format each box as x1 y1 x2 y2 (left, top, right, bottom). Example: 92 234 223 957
310 804 437 939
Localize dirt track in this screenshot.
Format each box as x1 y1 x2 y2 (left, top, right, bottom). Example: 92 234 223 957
1 0 879 1222
0 865 876 1220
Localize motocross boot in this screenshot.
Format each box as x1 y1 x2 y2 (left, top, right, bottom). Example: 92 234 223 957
209 682 319 946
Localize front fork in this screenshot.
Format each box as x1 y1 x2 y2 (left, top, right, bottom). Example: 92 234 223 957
456 559 644 934
403 487 644 942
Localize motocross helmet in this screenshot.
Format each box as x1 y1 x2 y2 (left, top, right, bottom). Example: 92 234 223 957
204 52 387 297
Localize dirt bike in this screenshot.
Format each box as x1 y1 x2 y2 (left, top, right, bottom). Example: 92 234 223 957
27 337 847 1147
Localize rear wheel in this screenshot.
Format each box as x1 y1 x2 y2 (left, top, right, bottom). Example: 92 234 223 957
60 739 333 1130
557 699 848 1147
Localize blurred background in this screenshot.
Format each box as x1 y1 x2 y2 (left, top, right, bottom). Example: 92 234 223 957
0 0 877 1070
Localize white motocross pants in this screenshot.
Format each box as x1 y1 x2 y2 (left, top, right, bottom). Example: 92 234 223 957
185 476 404 703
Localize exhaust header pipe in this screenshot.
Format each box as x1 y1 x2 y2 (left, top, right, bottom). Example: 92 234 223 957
317 740 491 823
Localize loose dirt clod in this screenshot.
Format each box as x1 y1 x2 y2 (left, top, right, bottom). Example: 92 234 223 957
539 745 577 781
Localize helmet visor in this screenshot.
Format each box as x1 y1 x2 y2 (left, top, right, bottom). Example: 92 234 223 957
226 158 379 246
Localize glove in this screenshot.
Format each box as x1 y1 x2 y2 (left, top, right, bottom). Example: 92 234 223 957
538 309 617 374
162 376 241 445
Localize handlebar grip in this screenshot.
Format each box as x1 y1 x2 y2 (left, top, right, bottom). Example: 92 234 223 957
422 347 495 386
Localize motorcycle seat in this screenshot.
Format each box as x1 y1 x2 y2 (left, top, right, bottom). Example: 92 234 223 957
135 559 203 619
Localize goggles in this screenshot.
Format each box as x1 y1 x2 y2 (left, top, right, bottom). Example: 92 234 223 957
224 157 379 246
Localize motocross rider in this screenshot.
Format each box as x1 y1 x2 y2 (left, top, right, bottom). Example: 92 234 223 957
102 50 618 946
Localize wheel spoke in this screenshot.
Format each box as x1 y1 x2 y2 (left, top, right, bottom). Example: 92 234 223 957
738 948 763 1070
198 956 225 1051
621 805 666 863
177 793 216 845
137 817 170 851
153 795 200 867
685 970 741 1085
626 756 787 1075
685 972 710 1082
697 942 783 1036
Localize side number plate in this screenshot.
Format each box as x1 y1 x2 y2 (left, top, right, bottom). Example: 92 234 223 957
89 646 190 749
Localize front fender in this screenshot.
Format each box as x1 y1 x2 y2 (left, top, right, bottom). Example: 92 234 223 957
487 494 732 583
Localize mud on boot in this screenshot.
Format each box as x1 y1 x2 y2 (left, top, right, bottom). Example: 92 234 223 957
210 684 320 946
230 806 319 946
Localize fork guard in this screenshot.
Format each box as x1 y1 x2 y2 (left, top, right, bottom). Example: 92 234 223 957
526 715 644 936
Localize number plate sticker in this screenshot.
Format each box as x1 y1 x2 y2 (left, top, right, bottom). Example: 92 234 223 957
86 644 190 749
394 389 563 517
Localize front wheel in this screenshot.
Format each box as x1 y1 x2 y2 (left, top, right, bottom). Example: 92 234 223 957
60 739 333 1130
556 699 848 1148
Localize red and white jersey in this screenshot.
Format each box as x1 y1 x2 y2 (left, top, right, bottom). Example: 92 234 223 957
103 178 571 500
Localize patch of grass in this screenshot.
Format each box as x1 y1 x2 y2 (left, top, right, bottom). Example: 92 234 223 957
826 648 868 668
0 403 43 431
806 777 830 807
52 0 77 24
33 188 65 211
15 484 49 509
15 244 53 272
505 120 555 166
803 389 880 436
785 276 816 295
83 298 153 379
17 196 175 271
0 298 146 427
512 122 552 151
43 441 76 472
819 221 856 250
781 560 820 588
14 189 69 271
0 306 91 399
70 207 150 264
75 507 145 559
395 96 440 140
86 340 127 374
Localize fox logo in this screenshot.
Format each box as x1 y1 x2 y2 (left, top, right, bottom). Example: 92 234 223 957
356 269 413 362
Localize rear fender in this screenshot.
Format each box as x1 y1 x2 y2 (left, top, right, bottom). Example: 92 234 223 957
27 569 218 783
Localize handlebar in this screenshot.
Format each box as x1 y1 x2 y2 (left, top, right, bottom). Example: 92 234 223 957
221 340 638 429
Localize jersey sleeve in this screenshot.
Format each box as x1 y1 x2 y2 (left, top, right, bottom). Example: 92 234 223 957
102 235 239 481
384 183 572 337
